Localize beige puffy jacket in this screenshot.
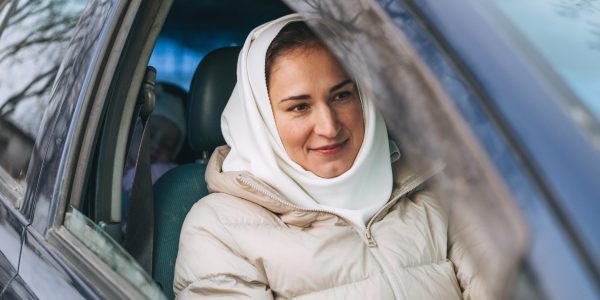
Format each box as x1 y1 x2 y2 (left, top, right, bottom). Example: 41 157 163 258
174 146 488 299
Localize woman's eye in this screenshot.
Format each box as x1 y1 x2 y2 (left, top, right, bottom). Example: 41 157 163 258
333 91 352 101
290 104 309 112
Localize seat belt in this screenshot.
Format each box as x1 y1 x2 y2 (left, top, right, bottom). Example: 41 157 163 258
124 66 156 274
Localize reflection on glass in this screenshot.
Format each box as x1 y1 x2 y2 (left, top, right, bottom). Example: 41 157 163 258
487 0 600 148
64 208 166 299
0 0 86 182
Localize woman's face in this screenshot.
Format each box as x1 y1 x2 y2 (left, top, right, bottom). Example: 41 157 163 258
268 46 364 178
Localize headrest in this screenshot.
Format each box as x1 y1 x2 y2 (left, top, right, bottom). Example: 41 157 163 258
187 46 241 153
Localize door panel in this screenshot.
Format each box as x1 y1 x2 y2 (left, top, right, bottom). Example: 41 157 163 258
16 229 94 299
0 272 37 300
0 201 25 296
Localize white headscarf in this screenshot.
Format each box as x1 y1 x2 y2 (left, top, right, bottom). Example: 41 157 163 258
221 14 393 229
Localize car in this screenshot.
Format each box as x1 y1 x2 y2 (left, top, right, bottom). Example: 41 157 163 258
1 0 599 299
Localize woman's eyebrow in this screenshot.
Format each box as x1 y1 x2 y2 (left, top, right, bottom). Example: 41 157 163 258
280 79 353 103
329 79 353 93
280 94 310 102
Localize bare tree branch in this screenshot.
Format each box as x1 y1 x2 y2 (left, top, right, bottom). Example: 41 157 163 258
0 35 71 62
0 65 58 116
0 0 82 119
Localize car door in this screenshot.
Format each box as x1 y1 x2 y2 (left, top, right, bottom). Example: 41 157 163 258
391 0 600 299
2 0 172 298
290 0 600 299
285 0 541 299
0 199 28 298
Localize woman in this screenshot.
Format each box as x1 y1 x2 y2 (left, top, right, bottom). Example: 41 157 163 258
174 14 486 299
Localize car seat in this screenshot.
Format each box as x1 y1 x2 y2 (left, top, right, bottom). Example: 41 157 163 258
151 46 240 299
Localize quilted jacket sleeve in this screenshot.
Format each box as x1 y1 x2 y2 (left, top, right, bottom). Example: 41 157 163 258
173 196 273 300
448 219 494 300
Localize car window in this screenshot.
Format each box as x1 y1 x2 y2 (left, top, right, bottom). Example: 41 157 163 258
0 0 86 205
74 1 292 296
285 0 529 298
485 0 600 153
378 0 600 298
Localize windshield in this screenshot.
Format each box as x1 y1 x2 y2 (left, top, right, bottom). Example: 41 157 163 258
486 0 600 144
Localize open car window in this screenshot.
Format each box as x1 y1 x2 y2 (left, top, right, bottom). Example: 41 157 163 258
35 0 171 298
52 1 286 298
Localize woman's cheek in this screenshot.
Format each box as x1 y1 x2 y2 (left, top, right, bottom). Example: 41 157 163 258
286 122 310 145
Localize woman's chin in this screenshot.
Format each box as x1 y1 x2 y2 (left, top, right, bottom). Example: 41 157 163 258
308 162 352 179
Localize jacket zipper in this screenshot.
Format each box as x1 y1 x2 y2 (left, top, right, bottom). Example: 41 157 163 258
363 170 437 246
364 191 406 247
363 192 410 299
237 174 407 299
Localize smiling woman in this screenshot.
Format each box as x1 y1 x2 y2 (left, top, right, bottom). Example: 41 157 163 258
218 16 393 228
266 24 365 179
173 14 488 300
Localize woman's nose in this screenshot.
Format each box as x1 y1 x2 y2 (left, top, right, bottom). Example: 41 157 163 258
314 105 340 138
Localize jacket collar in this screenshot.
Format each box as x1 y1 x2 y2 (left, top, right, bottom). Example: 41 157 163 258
205 145 444 228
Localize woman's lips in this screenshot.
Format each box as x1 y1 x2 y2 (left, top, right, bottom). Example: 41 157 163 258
310 139 348 155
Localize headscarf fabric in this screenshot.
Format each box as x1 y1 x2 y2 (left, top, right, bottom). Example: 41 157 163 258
220 13 393 229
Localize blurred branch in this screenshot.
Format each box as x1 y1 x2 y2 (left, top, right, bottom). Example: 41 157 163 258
0 0 82 117
0 5 79 63
0 65 58 116
7 0 49 26
0 0 17 38
555 0 600 18
0 35 71 63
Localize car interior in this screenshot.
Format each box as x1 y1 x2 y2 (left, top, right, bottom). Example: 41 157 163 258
2 0 595 299
4 0 595 298
59 0 530 298
150 46 240 295
73 0 292 298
